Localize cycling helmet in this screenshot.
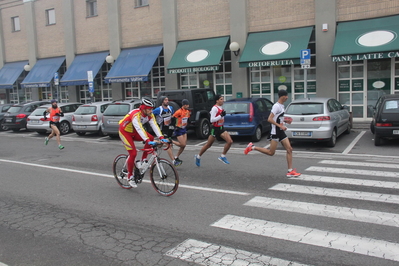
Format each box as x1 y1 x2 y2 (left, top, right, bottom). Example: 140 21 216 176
141 97 155 109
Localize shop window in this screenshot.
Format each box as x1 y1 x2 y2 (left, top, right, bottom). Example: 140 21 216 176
86 0 98 17
135 0 149 7
12 16 20 32
46 9 56 25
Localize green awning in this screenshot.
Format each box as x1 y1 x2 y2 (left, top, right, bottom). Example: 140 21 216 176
167 36 229 74
331 15 399 62
239 27 313 67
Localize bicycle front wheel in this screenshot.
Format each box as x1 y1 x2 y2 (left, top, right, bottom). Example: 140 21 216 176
150 158 179 196
113 154 131 189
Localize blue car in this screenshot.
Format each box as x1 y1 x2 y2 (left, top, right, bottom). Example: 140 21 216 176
223 98 274 142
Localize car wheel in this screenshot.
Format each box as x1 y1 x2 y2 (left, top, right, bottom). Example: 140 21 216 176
0 120 8 131
326 129 337 147
195 117 210 139
98 127 105 136
59 121 70 135
374 133 382 146
76 131 86 136
251 126 262 142
370 123 375 134
345 121 351 134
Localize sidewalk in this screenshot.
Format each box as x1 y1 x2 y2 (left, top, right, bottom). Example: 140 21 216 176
353 122 370 130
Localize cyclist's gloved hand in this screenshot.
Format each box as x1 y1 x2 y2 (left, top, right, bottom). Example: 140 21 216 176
148 141 157 146
221 110 226 117
160 138 169 143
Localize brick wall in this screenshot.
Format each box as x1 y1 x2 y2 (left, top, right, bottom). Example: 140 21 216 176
120 0 163 48
35 0 65 58
177 0 230 41
74 0 109 54
337 0 399 21
248 0 315 32
1 3 28 62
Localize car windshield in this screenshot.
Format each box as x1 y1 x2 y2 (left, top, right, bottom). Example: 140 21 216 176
7 106 22 113
103 104 130 116
30 107 47 116
286 103 324 115
383 100 399 114
223 102 249 114
75 106 96 115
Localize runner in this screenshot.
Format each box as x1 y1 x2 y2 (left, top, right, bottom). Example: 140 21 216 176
244 89 301 177
44 99 65 150
152 96 180 166
171 99 191 165
194 95 233 167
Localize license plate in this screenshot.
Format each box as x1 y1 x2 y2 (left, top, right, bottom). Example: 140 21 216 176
77 125 87 129
393 130 399 135
227 131 239 135
5 119 11 122
293 131 312 137
30 120 39 124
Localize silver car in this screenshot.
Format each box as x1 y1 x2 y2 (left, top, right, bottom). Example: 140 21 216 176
72 101 111 136
284 97 351 147
26 102 82 135
101 100 141 138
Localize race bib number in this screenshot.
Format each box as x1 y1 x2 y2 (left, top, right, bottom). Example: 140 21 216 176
164 116 171 126
182 117 188 127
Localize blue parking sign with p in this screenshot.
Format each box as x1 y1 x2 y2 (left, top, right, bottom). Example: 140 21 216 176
300 49 311 60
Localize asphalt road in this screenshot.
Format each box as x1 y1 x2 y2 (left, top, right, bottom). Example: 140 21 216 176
1 128 399 265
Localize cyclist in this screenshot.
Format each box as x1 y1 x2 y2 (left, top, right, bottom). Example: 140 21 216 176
44 99 64 150
171 99 191 165
244 89 301 177
152 96 180 166
119 97 168 188
194 94 233 166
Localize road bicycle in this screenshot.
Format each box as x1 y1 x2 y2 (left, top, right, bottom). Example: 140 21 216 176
113 141 179 196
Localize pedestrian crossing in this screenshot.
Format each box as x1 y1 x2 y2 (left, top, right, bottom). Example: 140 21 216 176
166 159 399 265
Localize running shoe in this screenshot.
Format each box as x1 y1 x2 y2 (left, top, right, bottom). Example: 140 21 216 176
58 144 64 150
44 137 49 145
128 176 138 188
286 169 301 177
244 142 253 155
173 158 182 166
194 155 200 167
218 156 230 164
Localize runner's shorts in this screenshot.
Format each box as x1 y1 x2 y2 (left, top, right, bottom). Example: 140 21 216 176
49 121 60 129
174 127 187 137
210 126 226 138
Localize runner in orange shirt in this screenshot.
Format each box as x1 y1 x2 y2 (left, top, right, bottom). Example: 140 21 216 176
171 99 191 165
44 99 64 150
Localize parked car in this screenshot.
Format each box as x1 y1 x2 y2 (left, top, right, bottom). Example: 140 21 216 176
26 102 82 135
223 97 274 142
72 101 111 136
370 94 399 146
157 88 216 139
101 100 141 138
2 100 50 132
0 103 13 131
284 97 351 147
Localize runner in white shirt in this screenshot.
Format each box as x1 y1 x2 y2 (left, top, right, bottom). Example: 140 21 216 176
244 89 301 177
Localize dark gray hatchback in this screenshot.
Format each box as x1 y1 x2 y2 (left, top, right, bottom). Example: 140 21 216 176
370 94 399 146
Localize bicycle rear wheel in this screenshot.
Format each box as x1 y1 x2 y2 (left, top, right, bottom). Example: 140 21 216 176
113 154 132 189
150 158 179 196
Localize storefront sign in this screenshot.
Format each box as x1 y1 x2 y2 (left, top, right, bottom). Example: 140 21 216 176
168 66 219 74
352 80 363 91
339 80 350 91
240 59 297 68
106 77 148 83
22 83 49 88
332 51 399 62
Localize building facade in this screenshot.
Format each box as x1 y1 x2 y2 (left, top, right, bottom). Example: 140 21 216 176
0 0 398 121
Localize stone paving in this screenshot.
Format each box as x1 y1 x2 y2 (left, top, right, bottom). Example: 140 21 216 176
0 197 196 265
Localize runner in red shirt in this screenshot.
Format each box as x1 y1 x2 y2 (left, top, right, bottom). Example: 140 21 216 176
44 99 64 150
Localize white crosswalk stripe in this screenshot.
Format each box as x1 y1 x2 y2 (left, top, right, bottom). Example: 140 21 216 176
211 215 399 262
166 159 399 265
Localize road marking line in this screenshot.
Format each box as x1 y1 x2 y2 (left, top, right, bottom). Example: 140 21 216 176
297 174 399 189
0 262 9 266
269 183 399 204
211 215 399 262
165 239 310 266
306 166 399 178
318 160 399 169
342 130 365 155
0 159 249 196
245 196 399 227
